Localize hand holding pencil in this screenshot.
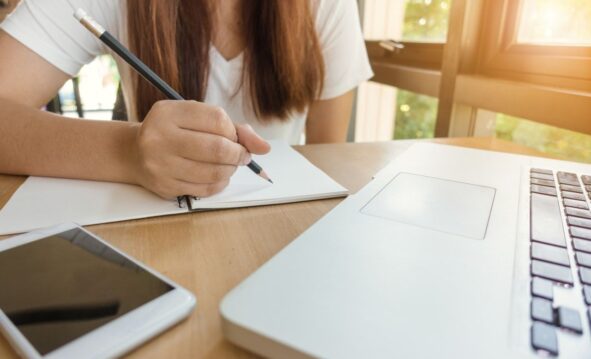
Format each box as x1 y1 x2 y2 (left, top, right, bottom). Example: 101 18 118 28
134 100 270 200
74 9 272 203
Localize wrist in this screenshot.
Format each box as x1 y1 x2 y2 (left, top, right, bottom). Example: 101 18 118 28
121 122 142 185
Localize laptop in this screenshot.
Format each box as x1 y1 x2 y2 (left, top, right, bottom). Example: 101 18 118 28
221 143 591 358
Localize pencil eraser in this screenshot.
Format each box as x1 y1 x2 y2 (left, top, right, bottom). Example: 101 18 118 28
74 8 87 21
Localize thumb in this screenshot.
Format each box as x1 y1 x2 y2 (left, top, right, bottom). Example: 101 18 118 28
236 124 271 155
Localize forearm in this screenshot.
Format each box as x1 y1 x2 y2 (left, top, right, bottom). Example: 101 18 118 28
0 98 140 184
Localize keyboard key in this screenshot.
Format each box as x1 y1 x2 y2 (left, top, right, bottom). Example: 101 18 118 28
531 242 570 266
531 173 555 182
567 216 591 229
531 298 554 324
531 322 558 356
563 199 589 210
531 178 555 187
582 175 591 185
573 239 591 253
531 185 557 196
532 277 554 300
570 226 591 240
556 307 582 334
557 172 580 186
561 191 586 201
565 207 591 219
575 252 591 268
560 184 583 193
531 193 566 248
532 260 573 285
583 286 591 305
580 267 591 285
532 168 553 176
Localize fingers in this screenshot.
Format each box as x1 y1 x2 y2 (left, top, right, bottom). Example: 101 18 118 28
153 100 268 159
144 158 235 200
175 130 251 166
169 101 238 142
169 156 238 184
138 101 271 201
174 179 230 198
236 124 271 155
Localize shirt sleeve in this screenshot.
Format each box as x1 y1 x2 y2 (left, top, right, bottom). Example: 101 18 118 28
315 0 374 100
0 0 119 76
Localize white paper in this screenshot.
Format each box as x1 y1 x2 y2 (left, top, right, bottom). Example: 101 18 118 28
0 177 186 235
0 141 347 235
190 141 348 209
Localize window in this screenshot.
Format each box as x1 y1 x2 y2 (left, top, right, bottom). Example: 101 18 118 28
362 0 591 163
57 55 119 120
478 0 591 91
356 0 449 142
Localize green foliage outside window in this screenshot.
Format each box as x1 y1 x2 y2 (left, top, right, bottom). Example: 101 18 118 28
393 91 437 139
402 0 450 42
496 114 591 163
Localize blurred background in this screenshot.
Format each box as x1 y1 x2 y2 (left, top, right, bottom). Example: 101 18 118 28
358 0 591 162
1 0 590 162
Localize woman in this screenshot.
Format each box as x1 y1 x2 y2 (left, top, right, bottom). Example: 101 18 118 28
0 0 372 199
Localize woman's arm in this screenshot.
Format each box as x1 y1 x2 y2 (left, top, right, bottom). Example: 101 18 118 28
305 90 354 144
0 30 140 183
0 30 269 198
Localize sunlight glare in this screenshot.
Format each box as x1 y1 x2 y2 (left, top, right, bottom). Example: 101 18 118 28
519 0 591 45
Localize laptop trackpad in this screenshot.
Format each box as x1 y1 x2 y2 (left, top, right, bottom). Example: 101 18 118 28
361 173 496 240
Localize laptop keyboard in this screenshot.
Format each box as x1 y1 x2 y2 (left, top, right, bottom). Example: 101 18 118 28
529 168 591 356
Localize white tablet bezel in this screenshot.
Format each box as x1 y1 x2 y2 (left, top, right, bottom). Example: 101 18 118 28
0 223 196 359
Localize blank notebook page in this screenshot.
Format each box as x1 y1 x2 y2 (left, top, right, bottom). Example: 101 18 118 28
189 141 348 209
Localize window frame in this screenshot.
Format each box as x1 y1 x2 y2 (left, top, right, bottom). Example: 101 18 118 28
476 0 591 92
365 41 443 71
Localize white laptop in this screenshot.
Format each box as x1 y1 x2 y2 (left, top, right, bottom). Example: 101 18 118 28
220 143 591 358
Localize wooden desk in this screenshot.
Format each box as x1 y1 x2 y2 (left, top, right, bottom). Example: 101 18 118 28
0 137 557 358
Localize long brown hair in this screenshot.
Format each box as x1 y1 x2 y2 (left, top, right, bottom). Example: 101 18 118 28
126 1 325 122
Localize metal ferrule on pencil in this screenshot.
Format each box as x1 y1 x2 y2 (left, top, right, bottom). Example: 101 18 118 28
74 9 105 38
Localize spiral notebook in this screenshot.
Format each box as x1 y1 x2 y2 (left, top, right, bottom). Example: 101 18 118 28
0 141 348 235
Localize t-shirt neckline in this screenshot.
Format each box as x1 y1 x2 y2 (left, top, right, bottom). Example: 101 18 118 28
210 45 244 67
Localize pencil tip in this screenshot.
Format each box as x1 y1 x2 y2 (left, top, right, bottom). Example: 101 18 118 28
259 170 273 184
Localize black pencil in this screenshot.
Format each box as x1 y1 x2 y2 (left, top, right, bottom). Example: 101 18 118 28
73 9 273 207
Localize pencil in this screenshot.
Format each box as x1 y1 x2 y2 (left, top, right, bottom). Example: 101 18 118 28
73 9 273 205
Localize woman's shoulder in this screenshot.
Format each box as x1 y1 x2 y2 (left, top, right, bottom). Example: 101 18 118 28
311 0 359 19
310 0 373 101
0 0 124 76
311 0 362 39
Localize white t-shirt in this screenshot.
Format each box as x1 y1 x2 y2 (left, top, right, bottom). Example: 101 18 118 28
0 0 373 144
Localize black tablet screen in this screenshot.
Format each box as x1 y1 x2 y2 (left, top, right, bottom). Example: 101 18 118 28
0 228 173 355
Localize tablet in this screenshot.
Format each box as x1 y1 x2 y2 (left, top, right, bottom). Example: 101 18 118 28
0 223 196 359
